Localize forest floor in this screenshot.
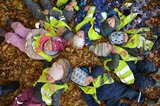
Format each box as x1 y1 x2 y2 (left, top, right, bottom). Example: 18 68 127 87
0 0 160 106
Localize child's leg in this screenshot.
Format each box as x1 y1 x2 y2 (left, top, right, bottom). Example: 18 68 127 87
11 22 31 39
23 0 45 20
134 73 156 89
40 0 53 10
12 87 34 106
97 82 145 105
136 60 158 73
5 32 26 52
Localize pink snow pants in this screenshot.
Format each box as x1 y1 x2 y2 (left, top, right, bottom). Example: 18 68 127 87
5 22 32 52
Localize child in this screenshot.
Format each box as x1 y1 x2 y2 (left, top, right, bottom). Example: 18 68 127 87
89 42 143 62
75 4 120 45
1 21 67 62
0 81 20 96
23 0 76 36
12 58 72 106
108 28 159 57
104 58 160 90
23 0 76 22
71 65 145 106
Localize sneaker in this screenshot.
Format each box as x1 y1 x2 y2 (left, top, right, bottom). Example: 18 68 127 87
0 81 20 96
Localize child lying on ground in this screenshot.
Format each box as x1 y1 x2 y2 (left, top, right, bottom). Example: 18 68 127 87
12 58 72 106
0 21 68 62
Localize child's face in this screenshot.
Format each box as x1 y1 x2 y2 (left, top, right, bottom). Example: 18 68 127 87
124 33 128 43
76 31 85 38
46 73 56 83
83 76 93 86
44 38 52 52
106 16 116 28
65 5 73 11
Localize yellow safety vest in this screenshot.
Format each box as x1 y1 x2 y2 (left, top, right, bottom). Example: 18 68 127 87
44 7 71 36
114 8 138 30
80 73 114 104
76 6 102 40
32 33 54 62
113 45 138 62
35 68 68 106
104 59 135 85
123 28 154 51
56 0 79 11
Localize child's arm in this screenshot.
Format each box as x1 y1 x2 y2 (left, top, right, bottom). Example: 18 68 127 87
90 65 104 77
105 54 119 70
75 8 88 26
81 91 99 106
51 88 64 106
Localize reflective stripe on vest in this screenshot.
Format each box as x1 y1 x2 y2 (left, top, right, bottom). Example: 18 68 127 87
33 34 53 62
41 83 68 105
76 6 96 31
35 68 68 105
44 16 71 36
123 34 154 51
104 59 135 84
113 45 138 62
114 8 138 30
79 73 114 104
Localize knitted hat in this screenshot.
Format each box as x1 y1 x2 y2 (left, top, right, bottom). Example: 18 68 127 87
71 67 89 86
89 43 112 57
47 62 64 81
100 15 120 37
109 31 125 45
63 9 74 21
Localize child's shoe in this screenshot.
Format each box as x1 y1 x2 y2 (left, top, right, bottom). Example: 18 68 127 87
6 19 13 27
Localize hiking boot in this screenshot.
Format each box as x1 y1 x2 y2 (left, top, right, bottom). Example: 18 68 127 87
0 81 20 96
6 19 13 27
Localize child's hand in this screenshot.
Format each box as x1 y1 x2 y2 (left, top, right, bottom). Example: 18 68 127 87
121 50 127 56
111 46 118 54
84 6 90 11
69 1 77 7
42 9 49 15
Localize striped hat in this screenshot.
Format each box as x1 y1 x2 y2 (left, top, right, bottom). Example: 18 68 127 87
89 43 112 57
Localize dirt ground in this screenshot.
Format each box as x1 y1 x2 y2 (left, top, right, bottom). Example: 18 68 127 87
0 0 160 106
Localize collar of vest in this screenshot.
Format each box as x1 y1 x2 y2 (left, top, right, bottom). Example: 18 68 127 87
39 35 51 50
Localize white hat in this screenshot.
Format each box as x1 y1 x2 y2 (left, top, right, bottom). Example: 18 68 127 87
47 62 64 81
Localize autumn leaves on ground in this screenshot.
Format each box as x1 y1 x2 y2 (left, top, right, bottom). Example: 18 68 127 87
0 0 160 106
